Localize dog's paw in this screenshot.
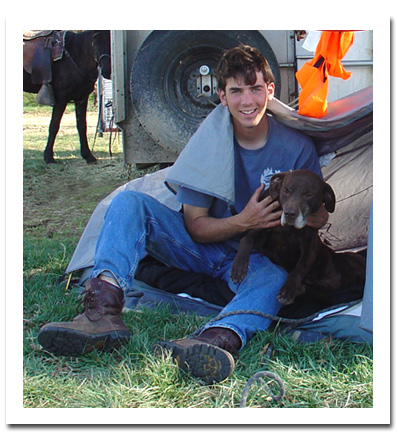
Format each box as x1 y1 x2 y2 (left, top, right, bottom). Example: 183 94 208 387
276 286 296 306
297 284 306 296
277 277 307 305
230 260 248 284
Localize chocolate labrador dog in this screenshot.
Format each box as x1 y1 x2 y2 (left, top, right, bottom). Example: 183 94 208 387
230 169 366 306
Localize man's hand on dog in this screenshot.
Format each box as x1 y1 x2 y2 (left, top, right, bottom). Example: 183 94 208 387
239 184 328 231
238 184 282 231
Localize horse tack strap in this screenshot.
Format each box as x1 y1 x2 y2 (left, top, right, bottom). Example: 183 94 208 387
51 31 65 61
23 30 65 64
63 47 96 82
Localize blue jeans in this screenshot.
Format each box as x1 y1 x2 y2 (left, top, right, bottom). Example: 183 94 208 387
91 191 287 348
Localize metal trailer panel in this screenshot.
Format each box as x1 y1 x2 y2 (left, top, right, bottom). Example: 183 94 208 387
111 30 125 124
112 30 179 165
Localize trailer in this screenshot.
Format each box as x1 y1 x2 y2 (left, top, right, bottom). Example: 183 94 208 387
110 30 373 167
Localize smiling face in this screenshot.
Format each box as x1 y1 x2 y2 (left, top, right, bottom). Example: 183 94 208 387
218 70 275 135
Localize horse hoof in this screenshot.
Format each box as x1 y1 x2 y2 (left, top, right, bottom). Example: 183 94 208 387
85 155 97 164
44 157 57 164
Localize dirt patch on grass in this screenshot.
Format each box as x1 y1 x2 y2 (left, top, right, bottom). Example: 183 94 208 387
23 108 146 242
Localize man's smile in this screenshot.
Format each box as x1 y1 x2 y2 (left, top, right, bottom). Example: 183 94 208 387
240 109 257 115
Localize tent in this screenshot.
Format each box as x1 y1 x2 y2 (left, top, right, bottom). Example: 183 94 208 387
65 85 373 344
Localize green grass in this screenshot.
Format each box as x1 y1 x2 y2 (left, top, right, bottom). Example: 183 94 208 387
22 93 373 410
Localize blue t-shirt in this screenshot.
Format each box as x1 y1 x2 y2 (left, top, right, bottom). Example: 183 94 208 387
177 116 321 245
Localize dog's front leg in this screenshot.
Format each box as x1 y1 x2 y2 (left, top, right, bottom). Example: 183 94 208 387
230 230 262 283
277 229 318 305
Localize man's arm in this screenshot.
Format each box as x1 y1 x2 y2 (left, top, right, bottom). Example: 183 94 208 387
183 184 282 244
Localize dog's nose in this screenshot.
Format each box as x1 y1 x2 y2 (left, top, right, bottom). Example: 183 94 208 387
283 209 297 220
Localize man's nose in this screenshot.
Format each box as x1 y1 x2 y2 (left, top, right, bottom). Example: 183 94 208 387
241 90 254 105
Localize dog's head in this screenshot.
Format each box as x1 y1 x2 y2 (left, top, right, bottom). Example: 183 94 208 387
269 170 335 229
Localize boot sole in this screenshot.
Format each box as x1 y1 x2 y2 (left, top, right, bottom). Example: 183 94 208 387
154 341 235 385
38 326 131 357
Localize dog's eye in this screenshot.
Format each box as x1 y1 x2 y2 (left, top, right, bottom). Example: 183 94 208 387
303 192 313 198
283 187 292 195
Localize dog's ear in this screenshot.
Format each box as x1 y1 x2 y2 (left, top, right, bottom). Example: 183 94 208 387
269 172 286 199
323 183 336 213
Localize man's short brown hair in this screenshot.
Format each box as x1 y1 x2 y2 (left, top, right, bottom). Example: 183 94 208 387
216 44 275 92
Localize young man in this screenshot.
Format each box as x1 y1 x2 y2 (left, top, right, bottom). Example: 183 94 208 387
38 45 327 384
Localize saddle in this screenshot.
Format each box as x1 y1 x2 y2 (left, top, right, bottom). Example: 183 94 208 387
23 30 65 105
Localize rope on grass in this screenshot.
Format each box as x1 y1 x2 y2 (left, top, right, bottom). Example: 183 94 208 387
240 370 285 408
190 299 363 338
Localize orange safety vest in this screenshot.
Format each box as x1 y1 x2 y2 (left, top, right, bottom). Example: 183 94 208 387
296 31 355 118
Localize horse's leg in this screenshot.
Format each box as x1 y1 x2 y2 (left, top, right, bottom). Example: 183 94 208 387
75 97 97 164
44 101 67 164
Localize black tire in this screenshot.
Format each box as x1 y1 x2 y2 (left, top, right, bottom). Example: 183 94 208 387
130 30 281 154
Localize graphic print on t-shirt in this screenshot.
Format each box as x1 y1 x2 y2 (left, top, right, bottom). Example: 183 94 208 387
260 167 282 190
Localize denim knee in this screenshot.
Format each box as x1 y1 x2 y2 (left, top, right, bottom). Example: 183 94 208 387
107 190 145 211
104 190 154 223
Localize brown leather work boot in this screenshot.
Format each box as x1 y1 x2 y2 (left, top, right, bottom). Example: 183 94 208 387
153 327 241 385
196 327 242 354
38 278 131 356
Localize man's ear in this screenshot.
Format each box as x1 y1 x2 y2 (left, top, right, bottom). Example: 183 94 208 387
218 89 228 107
269 172 286 199
323 183 336 213
267 82 275 101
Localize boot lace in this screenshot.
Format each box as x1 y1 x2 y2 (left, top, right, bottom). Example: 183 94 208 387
76 287 105 321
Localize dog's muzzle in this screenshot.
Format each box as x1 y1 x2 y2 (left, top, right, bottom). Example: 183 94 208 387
281 210 308 229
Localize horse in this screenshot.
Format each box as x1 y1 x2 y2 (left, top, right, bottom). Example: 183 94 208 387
23 30 111 164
